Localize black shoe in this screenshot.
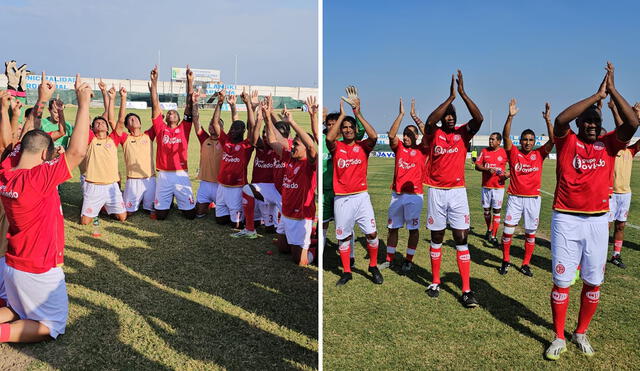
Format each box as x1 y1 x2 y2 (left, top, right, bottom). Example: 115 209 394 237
485 230 492 240
369 266 384 284
520 264 533 277
490 236 499 246
426 284 440 298
461 291 479 308
336 272 352 286
498 261 510 275
609 255 626 269
400 260 413 274
350 257 355 269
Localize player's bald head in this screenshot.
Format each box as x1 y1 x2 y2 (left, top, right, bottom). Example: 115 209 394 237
21 129 55 159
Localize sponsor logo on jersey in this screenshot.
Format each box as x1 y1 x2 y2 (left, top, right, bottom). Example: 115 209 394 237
337 158 363 168
514 162 540 173
162 135 182 145
0 185 19 199
433 145 459 155
398 158 417 170
222 153 241 163
572 155 606 171
254 158 275 169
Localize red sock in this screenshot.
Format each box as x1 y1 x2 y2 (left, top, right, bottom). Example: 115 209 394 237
386 245 396 262
430 244 442 284
339 243 351 273
501 232 513 262
456 247 471 292
522 233 535 266
491 215 501 238
367 238 379 267
242 193 255 231
0 323 10 342
484 211 492 231
613 240 623 256
576 284 600 334
550 285 570 339
406 245 417 262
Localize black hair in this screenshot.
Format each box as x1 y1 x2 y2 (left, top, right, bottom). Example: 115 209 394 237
48 99 56 109
520 129 535 138
342 115 356 127
490 132 502 141
275 121 291 138
24 108 33 117
576 105 602 125
325 112 340 124
92 116 109 131
124 113 141 130
21 129 54 159
231 120 246 131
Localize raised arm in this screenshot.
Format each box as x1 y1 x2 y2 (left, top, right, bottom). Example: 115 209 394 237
325 100 346 148
115 87 127 136
98 79 108 118
410 98 426 135
542 102 555 153
287 110 317 161
49 99 66 141
32 71 55 130
191 90 201 135
66 75 92 170
0 91 12 151
606 63 639 142
184 66 194 120
228 93 239 122
425 75 456 134
9 97 23 144
241 89 259 145
211 89 225 137
456 70 484 133
106 85 117 131
502 98 518 151
264 98 286 157
306 96 319 142
607 99 623 127
351 96 377 147
149 65 162 119
388 98 404 151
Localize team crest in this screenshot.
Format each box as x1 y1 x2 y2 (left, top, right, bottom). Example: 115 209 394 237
127 201 133 208
555 264 565 274
530 154 537 161
410 150 416 156
293 166 301 175
353 146 360 153
593 141 605 150
453 134 461 142
336 228 343 236
428 216 434 225
497 156 503 161
235 144 241 151
464 214 470 224
175 129 180 134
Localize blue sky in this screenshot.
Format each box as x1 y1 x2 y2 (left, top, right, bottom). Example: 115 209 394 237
324 0 640 135
2 0 317 87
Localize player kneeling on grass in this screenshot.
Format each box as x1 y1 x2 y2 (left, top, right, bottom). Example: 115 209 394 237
544 63 639 360
0 74 91 343
194 98 224 219
80 86 127 224
498 100 554 276
381 98 428 273
263 99 317 265
421 71 483 308
327 89 383 286
474 131 508 245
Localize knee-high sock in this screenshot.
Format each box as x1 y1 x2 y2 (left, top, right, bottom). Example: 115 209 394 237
501 226 515 263
523 232 536 265
242 193 255 231
491 215 501 238
613 240 623 257
386 245 396 262
484 210 492 231
456 245 471 293
0 323 10 343
430 243 442 284
576 284 600 334
367 237 379 267
551 285 570 339
406 245 417 262
338 240 351 273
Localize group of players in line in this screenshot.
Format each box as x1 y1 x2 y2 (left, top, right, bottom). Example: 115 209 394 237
323 63 639 360
0 65 318 344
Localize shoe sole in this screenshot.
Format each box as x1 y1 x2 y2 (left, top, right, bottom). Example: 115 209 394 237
545 346 567 360
426 290 439 298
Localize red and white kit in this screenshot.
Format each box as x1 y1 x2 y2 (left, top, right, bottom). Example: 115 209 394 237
216 131 254 222
477 147 507 209
150 115 195 210
387 142 427 230
250 146 282 226
280 151 317 247
425 125 473 231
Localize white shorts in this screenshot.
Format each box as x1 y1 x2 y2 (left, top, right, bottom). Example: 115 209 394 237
155 170 195 211
196 180 219 204
387 192 423 230
123 177 156 212
82 182 126 217
3 265 68 338
0 257 6 302
551 211 608 287
250 183 282 227
276 212 285 234
504 195 541 230
80 174 86 192
481 187 505 209
334 192 377 240
426 187 470 231
282 216 313 247
609 193 632 222
216 185 244 222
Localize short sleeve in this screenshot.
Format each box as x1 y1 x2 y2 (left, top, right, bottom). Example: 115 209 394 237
554 128 572 152
218 130 229 146
144 127 156 141
358 139 375 154
197 129 209 145
31 153 72 195
87 130 95 144
109 130 122 146
118 132 129 145
538 144 550 159
476 150 485 164
152 115 165 132
605 129 630 154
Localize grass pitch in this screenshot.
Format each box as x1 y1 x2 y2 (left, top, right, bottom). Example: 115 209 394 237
323 156 640 370
0 109 318 371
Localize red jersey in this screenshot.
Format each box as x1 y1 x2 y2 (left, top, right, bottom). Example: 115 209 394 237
391 142 428 194
507 145 549 196
150 115 192 171
477 147 508 189
0 153 71 273
273 138 293 193
427 125 474 189
252 146 277 184
553 129 627 214
331 139 374 195
280 151 317 220
217 131 254 187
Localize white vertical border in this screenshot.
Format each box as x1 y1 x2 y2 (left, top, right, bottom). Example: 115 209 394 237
317 0 323 369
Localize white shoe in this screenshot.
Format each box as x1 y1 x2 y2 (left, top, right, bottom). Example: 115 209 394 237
545 338 567 360
571 332 595 356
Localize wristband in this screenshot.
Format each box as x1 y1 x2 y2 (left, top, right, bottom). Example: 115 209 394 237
7 89 26 98
183 114 193 122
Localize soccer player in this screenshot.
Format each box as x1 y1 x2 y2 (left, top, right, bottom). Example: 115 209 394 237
422 71 483 308
211 89 254 228
148 65 196 220
327 90 382 286
475 132 508 244
0 90 14 308
194 94 224 219
41 98 73 148
79 85 127 225
382 98 428 273
109 86 157 215
0 73 92 343
544 63 639 360
605 99 640 268
499 99 554 276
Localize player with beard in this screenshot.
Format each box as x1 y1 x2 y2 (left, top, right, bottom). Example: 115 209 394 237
499 100 554 276
475 131 508 245
544 63 639 360
422 70 483 308
380 98 428 272
327 87 383 286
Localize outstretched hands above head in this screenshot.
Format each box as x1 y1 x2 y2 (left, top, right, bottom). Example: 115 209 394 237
341 85 360 113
